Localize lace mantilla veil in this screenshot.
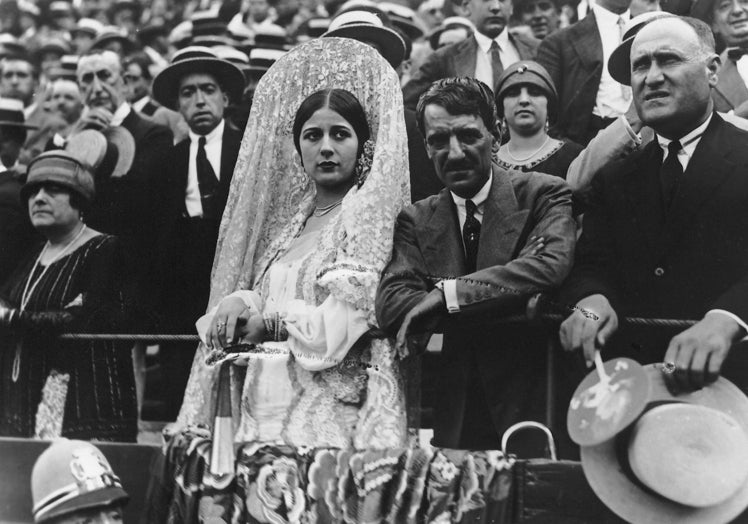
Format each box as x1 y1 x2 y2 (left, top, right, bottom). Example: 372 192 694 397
176 38 411 448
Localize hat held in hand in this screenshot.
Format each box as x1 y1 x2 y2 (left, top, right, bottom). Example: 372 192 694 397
569 359 748 524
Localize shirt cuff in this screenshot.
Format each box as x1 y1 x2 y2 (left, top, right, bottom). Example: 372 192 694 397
620 115 642 145
706 309 748 339
442 279 460 314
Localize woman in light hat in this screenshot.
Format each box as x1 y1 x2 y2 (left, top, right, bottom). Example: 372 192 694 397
0 151 137 442
495 60 584 180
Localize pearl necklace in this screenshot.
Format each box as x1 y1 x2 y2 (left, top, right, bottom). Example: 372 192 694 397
312 198 343 217
505 135 552 163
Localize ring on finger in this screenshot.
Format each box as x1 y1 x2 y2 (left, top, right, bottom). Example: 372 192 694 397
663 361 676 374
216 320 227 330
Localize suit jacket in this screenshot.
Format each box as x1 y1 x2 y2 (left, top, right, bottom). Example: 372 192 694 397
561 114 748 389
0 170 37 283
404 108 443 202
376 166 576 448
154 123 243 330
536 13 603 145
712 50 748 113
402 33 539 110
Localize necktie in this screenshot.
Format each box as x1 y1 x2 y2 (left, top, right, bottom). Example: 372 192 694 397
618 17 632 101
196 136 220 219
463 199 481 272
490 40 503 92
660 140 682 210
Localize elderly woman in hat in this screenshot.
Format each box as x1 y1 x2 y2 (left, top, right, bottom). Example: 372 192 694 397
0 151 137 442
495 60 583 179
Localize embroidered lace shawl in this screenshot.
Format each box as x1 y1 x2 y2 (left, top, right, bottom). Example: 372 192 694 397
177 38 411 448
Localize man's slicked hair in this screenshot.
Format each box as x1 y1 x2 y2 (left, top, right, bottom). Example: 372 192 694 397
415 77 500 141
679 16 717 54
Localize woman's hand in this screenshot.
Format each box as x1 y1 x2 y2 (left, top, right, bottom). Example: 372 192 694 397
244 313 267 344
207 297 252 349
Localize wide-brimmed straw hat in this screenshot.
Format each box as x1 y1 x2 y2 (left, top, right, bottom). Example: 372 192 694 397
31 439 129 523
572 361 748 524
152 46 246 109
608 11 676 85
323 10 406 68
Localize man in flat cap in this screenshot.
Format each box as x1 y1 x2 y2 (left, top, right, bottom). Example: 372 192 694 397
150 47 245 419
561 16 748 394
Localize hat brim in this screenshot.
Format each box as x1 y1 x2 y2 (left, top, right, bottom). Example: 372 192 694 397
37 486 129 523
323 25 406 69
152 57 246 109
609 36 634 86
0 119 37 129
91 36 136 53
581 364 748 524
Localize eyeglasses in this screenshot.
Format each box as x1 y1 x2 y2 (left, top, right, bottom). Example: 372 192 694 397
79 68 115 85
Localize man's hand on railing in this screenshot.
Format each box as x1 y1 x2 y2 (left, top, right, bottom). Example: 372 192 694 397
663 312 745 393
559 294 618 367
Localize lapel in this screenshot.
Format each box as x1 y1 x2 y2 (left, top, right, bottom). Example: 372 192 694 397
452 36 478 78
510 33 538 60
656 115 738 260
621 141 665 256
477 165 528 268
569 13 603 71
714 56 748 110
422 190 467 277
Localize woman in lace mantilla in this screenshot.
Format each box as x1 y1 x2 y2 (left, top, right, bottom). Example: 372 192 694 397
176 38 410 450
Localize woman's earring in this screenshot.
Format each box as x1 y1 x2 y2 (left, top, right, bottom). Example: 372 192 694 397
545 119 550 133
354 139 375 187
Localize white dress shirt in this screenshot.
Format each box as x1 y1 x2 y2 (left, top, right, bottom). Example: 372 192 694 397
656 113 748 333
185 119 224 218
109 102 132 127
735 53 748 90
132 96 152 113
591 4 631 118
441 174 493 312
474 29 521 89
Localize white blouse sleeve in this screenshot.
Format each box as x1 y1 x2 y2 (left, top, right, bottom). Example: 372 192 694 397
284 295 370 371
195 290 262 345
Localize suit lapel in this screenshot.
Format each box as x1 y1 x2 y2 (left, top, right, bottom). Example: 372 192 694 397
422 190 467 277
657 115 737 259
453 37 478 78
621 141 665 256
569 14 603 71
714 58 748 110
477 166 528 268
511 33 537 60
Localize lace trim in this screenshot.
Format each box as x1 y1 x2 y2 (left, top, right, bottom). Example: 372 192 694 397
496 140 565 170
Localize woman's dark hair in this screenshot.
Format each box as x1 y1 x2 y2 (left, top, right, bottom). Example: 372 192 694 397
292 89 370 159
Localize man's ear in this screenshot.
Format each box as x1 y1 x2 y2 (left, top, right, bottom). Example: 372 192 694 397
423 139 433 159
706 53 720 88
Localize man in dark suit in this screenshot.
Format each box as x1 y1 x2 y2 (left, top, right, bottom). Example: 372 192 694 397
68 49 173 327
150 48 246 419
560 16 748 393
377 77 576 450
536 0 633 144
691 0 748 114
402 0 538 110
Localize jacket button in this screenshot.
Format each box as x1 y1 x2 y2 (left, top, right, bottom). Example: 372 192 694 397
654 267 665 277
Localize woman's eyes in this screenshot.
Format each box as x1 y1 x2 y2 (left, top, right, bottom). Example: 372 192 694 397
302 128 352 141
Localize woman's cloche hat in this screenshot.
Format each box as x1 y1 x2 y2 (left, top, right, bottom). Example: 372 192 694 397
494 60 558 123
152 46 246 110
21 151 96 204
31 439 129 523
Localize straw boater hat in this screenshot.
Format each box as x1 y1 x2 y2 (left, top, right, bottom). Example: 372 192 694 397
608 11 677 86
323 10 406 68
90 27 137 53
0 98 37 130
30 439 129 523
569 360 748 524
152 46 246 110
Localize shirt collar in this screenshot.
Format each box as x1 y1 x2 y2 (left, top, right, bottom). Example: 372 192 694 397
451 172 493 209
109 102 131 127
189 118 225 144
590 3 629 23
474 27 511 54
656 113 712 151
